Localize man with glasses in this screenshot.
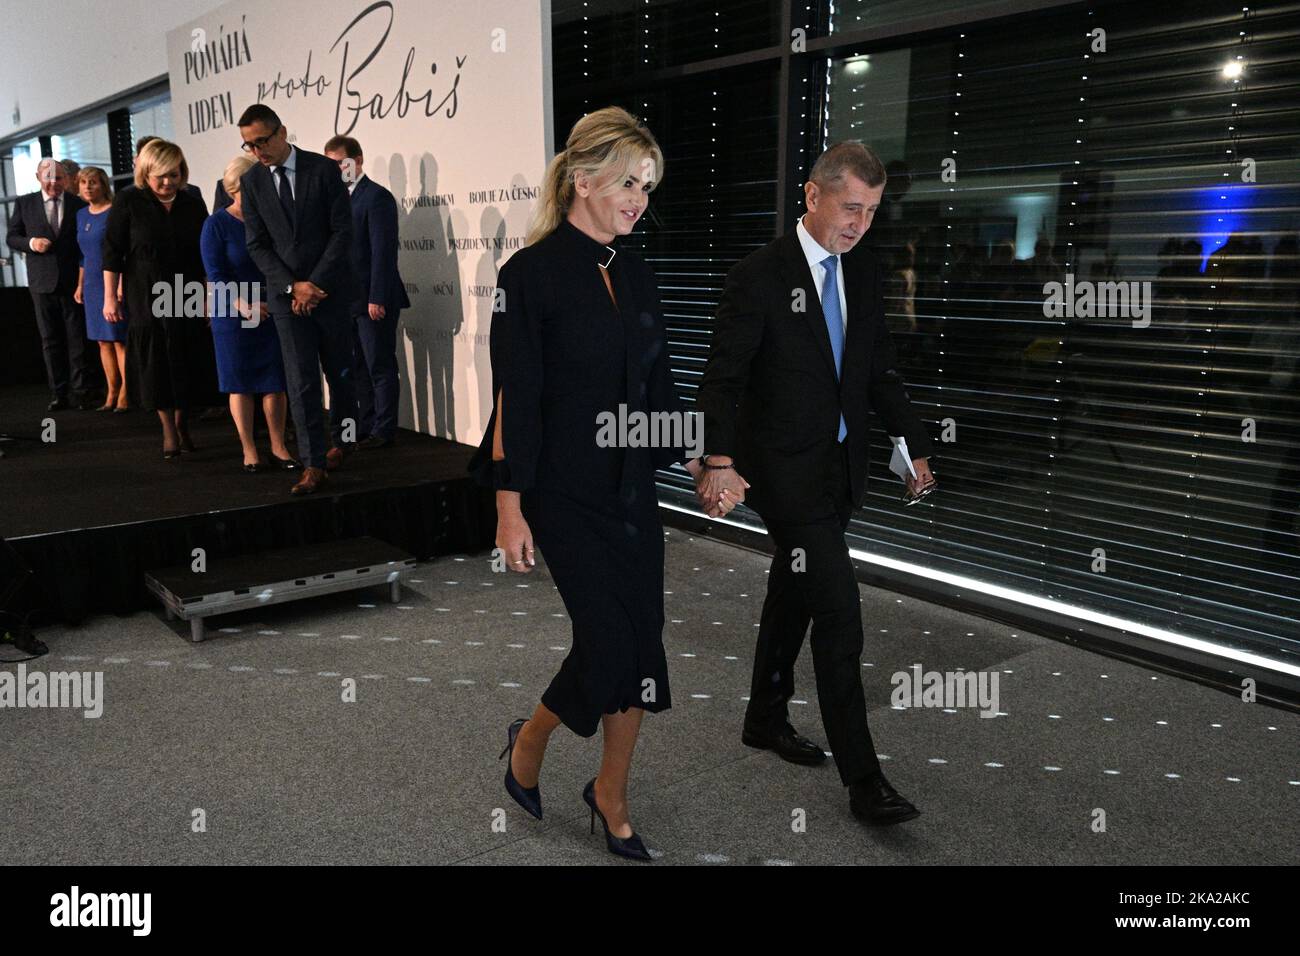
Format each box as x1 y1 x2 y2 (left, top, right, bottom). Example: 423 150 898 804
237 104 359 495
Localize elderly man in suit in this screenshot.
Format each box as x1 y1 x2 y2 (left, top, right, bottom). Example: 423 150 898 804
323 135 410 450
695 142 937 826
5 159 91 411
238 104 359 495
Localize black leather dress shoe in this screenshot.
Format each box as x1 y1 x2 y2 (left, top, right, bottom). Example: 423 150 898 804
358 435 395 450
849 773 920 826
741 721 828 765
47 398 68 412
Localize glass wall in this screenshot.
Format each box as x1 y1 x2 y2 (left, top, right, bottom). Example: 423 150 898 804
823 0 1300 662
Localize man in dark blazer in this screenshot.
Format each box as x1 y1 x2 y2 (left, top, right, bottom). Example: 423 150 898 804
324 135 410 449
238 104 358 495
5 159 91 410
695 142 937 826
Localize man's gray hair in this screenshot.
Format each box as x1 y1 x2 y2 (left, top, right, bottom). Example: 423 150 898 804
809 141 887 192
36 157 67 176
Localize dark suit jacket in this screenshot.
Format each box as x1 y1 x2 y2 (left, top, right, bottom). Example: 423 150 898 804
5 190 87 294
241 147 354 314
347 175 410 313
697 228 935 524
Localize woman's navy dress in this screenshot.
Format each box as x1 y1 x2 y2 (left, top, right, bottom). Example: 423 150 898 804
470 218 691 737
77 206 128 342
199 207 287 395
102 187 219 410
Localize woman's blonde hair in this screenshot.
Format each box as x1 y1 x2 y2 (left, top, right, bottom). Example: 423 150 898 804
134 139 189 190
526 106 664 246
77 166 112 202
222 154 257 198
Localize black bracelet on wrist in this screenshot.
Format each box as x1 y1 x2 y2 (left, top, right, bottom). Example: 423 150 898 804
702 457 735 471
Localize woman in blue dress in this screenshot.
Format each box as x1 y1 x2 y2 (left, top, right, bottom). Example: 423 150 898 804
199 155 295 473
74 167 129 412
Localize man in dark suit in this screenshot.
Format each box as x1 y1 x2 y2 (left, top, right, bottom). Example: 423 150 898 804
238 104 358 495
695 142 937 826
323 135 410 450
5 159 92 410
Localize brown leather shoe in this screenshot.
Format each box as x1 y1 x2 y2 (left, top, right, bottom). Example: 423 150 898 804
290 466 328 495
325 445 351 472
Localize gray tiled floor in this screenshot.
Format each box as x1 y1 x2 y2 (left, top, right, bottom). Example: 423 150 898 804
2 530 1296 865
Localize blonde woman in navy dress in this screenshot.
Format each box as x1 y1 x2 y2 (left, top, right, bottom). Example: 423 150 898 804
200 156 294 473
74 167 129 412
470 107 706 860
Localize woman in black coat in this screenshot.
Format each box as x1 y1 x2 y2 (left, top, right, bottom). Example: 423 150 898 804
470 107 711 860
102 139 217 458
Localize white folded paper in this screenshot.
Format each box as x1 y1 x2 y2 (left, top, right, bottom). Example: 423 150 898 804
888 435 918 481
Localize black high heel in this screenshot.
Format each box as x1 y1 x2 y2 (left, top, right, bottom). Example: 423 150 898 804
499 717 542 820
582 778 652 861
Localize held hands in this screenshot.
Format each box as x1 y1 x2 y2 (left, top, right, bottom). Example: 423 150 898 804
496 491 535 574
693 455 750 519
368 303 386 321
291 281 327 315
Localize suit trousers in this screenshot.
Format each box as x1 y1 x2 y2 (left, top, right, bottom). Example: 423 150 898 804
351 307 400 440
273 299 359 469
746 440 883 786
32 289 90 401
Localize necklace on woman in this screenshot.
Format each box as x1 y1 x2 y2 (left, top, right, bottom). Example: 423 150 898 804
158 196 175 205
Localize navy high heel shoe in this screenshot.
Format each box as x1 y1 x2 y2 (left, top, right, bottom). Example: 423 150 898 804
499 717 542 820
582 778 652 862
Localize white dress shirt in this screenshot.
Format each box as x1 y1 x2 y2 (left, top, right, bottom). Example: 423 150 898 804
31 192 64 250
795 215 847 334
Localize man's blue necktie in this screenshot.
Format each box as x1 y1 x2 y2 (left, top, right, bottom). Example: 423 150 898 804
821 255 848 443
276 166 295 228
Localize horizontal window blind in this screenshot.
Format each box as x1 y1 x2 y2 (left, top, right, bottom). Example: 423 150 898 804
825 0 1300 659
552 0 782 72
552 19 783 494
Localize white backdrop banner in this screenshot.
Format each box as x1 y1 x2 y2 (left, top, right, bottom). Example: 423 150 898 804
165 0 553 446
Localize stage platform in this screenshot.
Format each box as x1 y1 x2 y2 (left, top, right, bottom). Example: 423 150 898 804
0 385 495 624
